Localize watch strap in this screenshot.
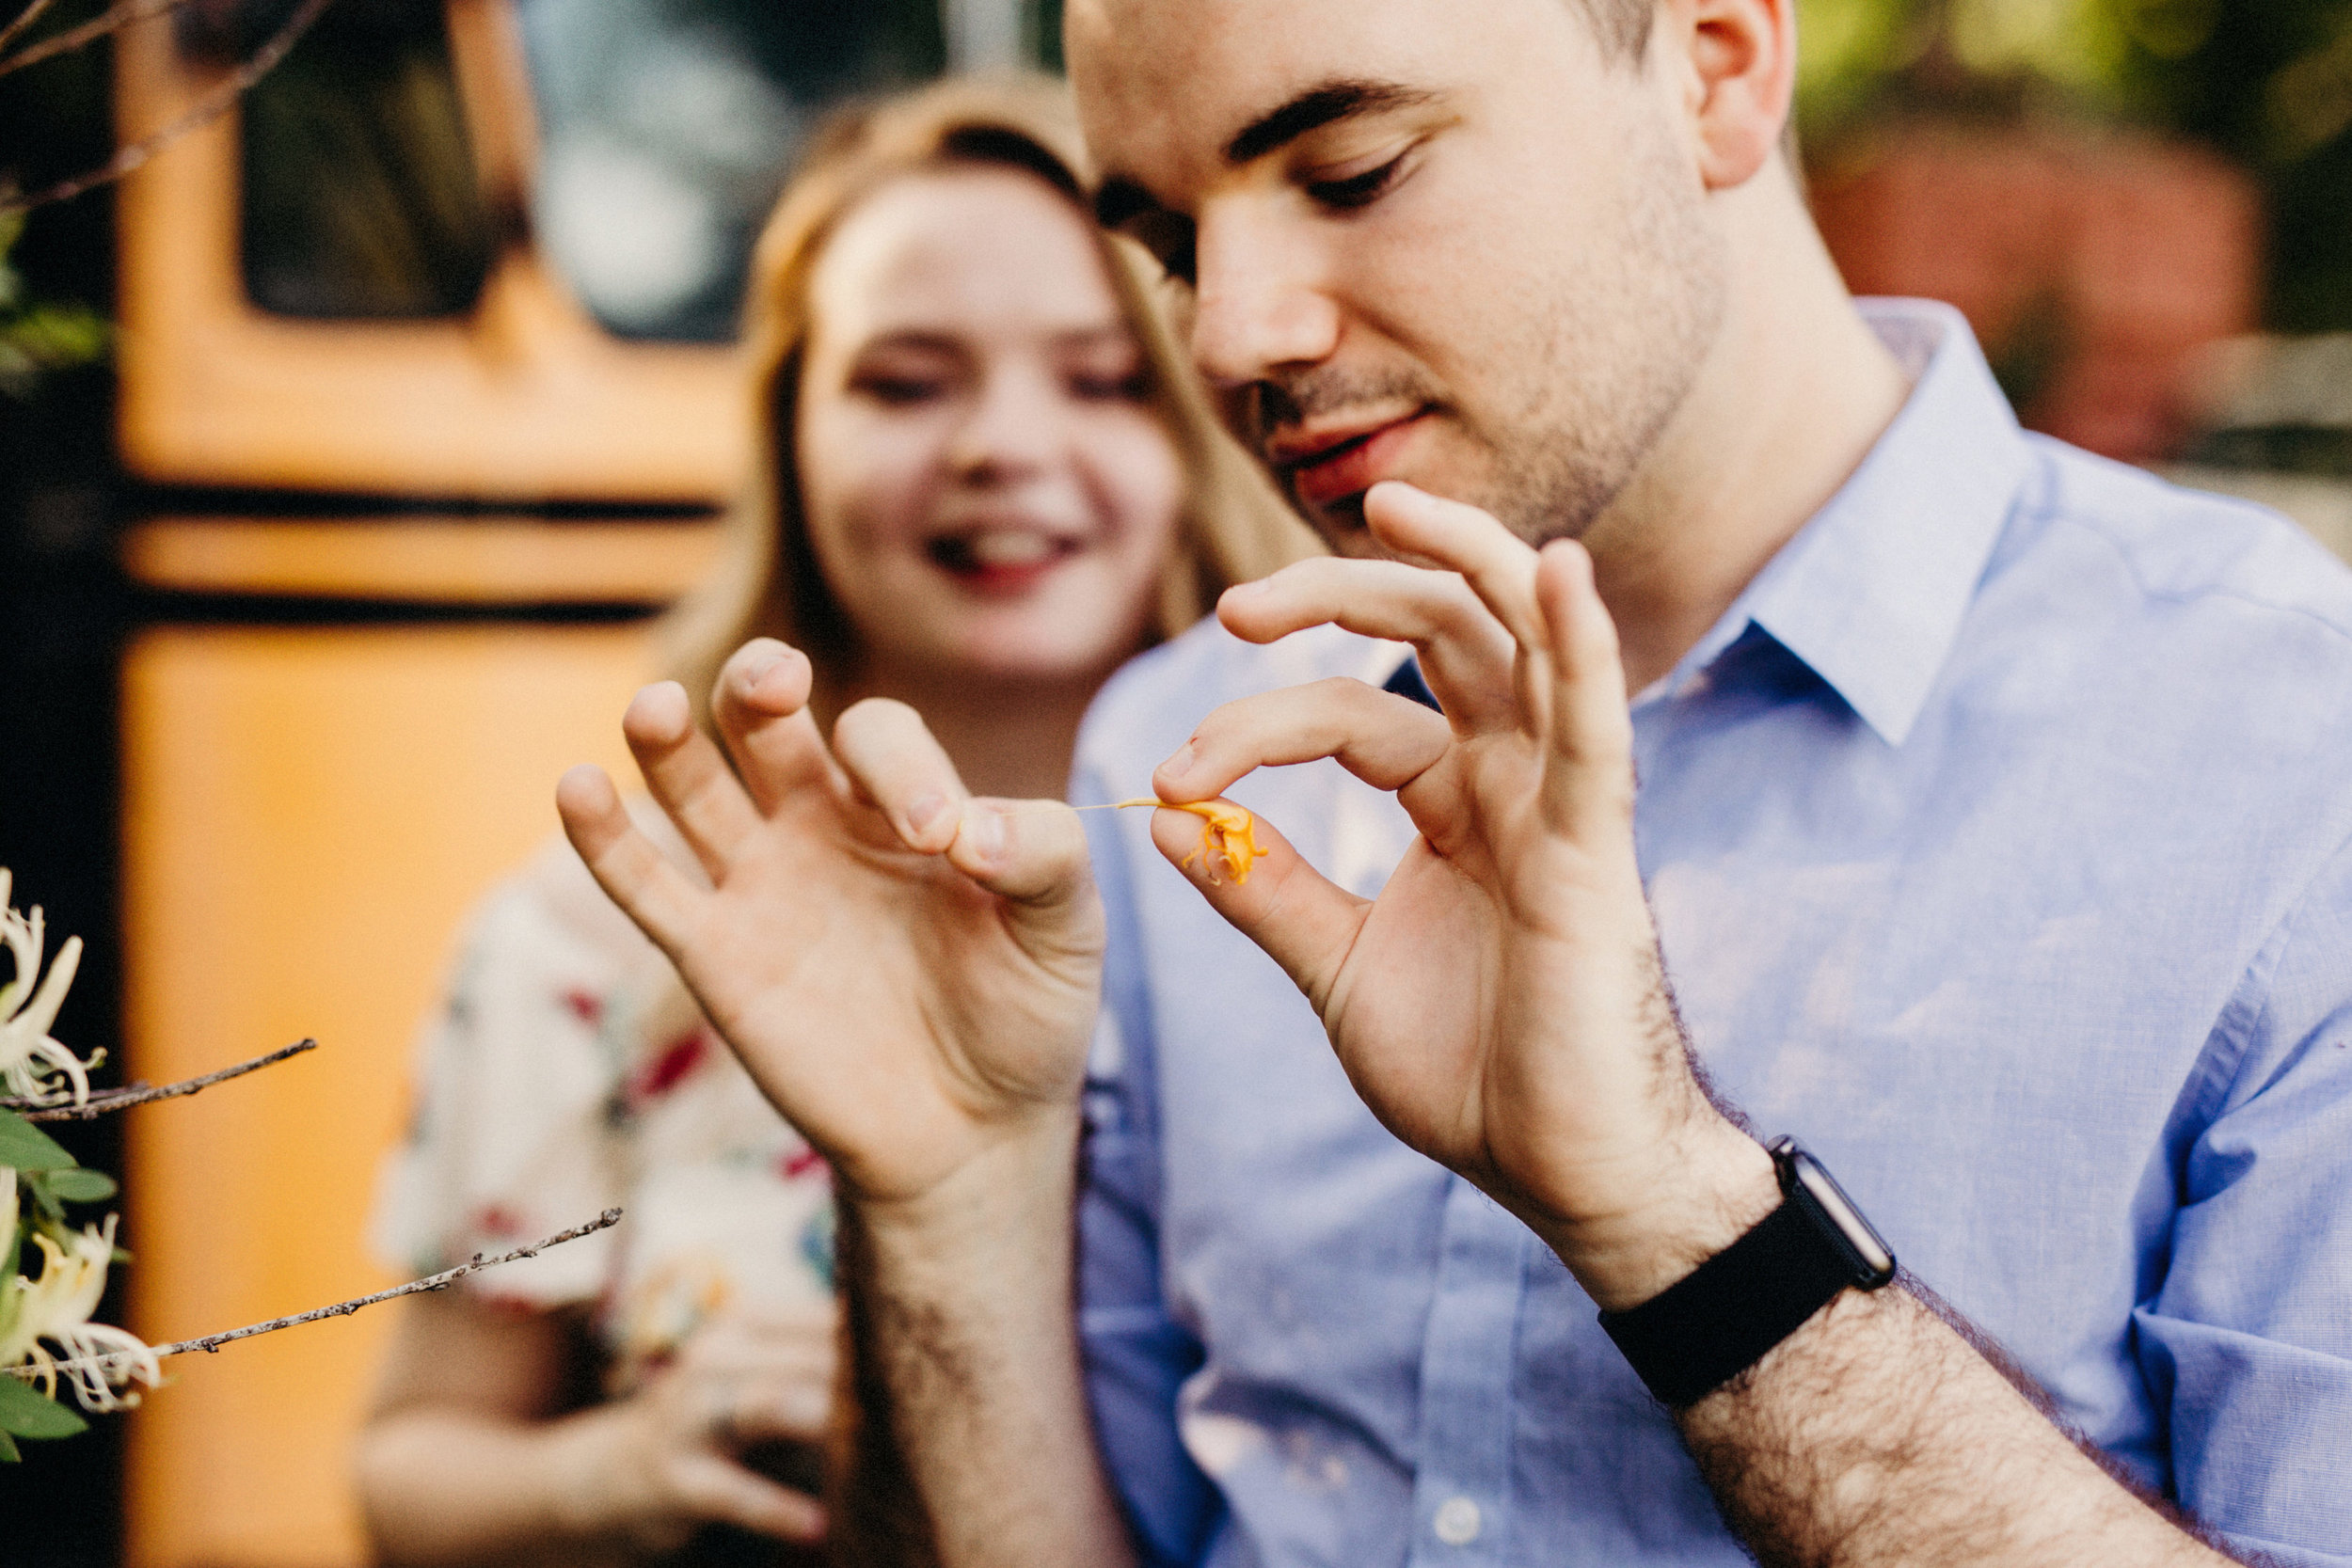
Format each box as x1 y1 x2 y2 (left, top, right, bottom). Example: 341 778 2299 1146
1597 1196 1858 1409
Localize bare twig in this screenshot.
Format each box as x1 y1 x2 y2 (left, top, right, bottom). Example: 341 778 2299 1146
0 0 336 218
0 0 63 61
4 1039 317 1121
8 1209 623 1384
0 0 193 81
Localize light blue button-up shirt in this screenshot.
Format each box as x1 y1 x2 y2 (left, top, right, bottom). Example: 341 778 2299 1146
1071 301 2352 1568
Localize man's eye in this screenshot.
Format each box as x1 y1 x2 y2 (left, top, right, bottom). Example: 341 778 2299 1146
1126 211 1198 287
1306 153 1406 212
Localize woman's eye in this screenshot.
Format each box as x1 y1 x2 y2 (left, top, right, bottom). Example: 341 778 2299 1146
854 373 945 405
1070 368 1152 402
1306 151 1407 212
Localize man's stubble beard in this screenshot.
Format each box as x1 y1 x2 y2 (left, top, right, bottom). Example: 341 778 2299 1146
1483 118 1729 547
1243 113 1730 553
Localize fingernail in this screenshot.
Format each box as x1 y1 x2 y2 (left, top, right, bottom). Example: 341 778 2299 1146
1225 578 1272 600
740 651 784 688
966 808 1009 860
906 791 949 834
1163 739 1198 779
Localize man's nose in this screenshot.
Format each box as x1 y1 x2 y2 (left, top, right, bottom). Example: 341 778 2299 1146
1187 209 1343 392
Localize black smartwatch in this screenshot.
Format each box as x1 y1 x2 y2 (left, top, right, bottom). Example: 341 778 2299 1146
1597 1135 1897 1409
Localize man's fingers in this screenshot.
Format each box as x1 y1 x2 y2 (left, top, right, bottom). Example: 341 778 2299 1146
711 640 843 810
831 697 970 853
1147 801 1368 1013
1153 678 1454 803
622 681 764 879
1364 482 1548 653
556 764 709 958
667 1453 827 1543
1217 556 1518 725
1534 540 1637 835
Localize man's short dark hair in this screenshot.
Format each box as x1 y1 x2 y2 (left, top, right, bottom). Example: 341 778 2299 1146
1576 0 1655 60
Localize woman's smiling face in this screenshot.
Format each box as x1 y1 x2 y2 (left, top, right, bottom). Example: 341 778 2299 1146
794 166 1187 691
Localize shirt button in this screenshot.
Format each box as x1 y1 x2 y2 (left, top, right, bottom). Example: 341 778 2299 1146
1433 1495 1483 1546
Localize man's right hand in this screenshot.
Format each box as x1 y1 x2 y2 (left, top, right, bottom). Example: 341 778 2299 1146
555 637 1104 1209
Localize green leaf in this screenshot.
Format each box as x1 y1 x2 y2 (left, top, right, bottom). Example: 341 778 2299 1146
37 1168 115 1204
0 1111 75 1171
0 1376 89 1440
0 1429 20 1462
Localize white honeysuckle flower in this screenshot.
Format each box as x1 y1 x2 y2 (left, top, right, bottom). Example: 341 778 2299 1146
0 1212 160 1412
0 868 100 1107
0 1169 26 1377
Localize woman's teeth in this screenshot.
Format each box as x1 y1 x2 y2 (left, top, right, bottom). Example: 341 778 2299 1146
968 531 1057 567
929 530 1068 573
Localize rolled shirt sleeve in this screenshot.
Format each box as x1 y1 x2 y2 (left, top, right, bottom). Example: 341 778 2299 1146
2135 833 2352 1565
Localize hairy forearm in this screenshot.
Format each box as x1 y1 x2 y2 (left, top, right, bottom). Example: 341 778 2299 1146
1677 1281 2239 1568
357 1406 634 1568
833 1115 1136 1568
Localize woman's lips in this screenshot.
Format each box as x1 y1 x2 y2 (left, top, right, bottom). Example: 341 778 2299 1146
925 529 1080 595
1281 412 1433 511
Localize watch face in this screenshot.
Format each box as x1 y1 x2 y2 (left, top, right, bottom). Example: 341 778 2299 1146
1785 1146 1897 1287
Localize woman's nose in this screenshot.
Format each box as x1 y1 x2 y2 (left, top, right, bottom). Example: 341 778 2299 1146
946 364 1062 481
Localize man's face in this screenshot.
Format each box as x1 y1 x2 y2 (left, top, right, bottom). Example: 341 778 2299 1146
1068 0 1727 552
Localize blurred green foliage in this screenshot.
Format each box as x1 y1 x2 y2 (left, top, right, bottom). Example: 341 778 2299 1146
0 0 114 399
1795 0 2352 329
0 212 106 401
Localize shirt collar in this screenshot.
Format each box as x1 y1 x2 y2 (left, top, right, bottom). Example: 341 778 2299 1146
1648 298 2031 747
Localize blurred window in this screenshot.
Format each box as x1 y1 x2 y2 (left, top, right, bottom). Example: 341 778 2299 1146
519 0 949 341
233 0 497 319
231 0 1075 341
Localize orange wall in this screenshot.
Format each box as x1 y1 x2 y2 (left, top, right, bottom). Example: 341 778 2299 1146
119 621 660 1568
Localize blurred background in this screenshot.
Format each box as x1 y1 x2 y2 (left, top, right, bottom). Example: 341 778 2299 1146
0 1 2347 1563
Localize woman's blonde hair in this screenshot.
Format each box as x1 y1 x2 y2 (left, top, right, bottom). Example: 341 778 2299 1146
660 72 1319 724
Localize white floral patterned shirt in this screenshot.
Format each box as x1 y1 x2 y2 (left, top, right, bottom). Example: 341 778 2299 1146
373 812 835 1390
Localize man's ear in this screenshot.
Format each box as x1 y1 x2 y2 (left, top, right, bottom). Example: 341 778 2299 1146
1662 0 1795 191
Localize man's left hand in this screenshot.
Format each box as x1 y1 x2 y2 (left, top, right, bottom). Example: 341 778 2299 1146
1149 479 1775 1310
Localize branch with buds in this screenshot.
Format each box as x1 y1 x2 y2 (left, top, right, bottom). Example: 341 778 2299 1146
0 869 601 1461
10 1209 623 1386
2 1038 319 1121
0 0 340 218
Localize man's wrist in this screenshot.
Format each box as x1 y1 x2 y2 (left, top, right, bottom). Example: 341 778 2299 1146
850 1108 1084 1281
1533 1124 1781 1313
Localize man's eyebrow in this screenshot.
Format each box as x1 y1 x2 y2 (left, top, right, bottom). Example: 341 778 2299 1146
1223 79 1439 166
1090 79 1439 231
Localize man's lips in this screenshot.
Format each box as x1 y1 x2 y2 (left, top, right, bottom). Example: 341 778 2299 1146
1273 411 1434 511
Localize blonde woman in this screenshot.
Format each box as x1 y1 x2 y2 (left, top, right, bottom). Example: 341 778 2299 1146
357 75 1312 1567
